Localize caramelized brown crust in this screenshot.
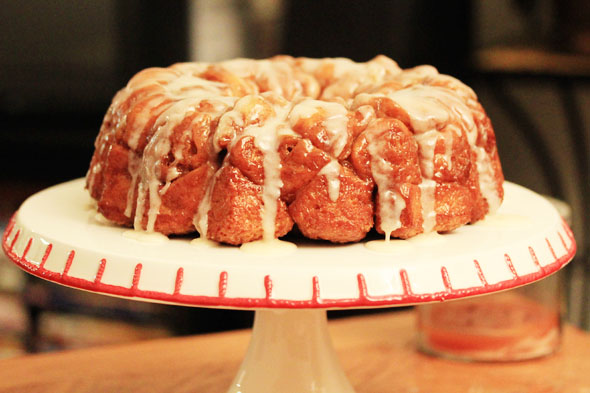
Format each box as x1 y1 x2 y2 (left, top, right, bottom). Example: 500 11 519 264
289 165 374 243
206 165 293 245
87 56 504 245
154 163 215 235
94 143 133 227
279 137 332 204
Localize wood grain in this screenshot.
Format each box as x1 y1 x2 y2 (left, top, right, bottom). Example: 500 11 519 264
0 310 589 393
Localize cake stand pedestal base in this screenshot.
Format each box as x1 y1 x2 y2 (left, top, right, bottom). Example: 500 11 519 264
227 309 355 393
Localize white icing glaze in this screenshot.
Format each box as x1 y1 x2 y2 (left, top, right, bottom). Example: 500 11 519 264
234 94 291 241
190 237 221 248
365 238 413 254
213 93 300 242
129 74 236 232
92 212 114 226
122 230 169 244
255 119 285 241
383 191 406 241
414 130 438 178
289 99 350 158
124 150 140 218
84 199 98 212
321 56 401 102
475 213 533 230
442 127 456 170
239 238 297 256
385 84 500 223
475 147 502 213
90 55 504 245
318 160 341 202
355 105 376 129
419 179 437 232
193 164 221 238
407 231 446 245
126 95 169 151
388 85 476 139
134 99 197 231
365 125 406 238
86 161 101 193
365 231 446 253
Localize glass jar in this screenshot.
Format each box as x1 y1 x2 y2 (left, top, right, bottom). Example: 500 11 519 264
416 195 570 362
416 272 563 361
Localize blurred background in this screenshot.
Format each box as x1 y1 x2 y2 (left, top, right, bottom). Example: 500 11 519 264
0 0 589 358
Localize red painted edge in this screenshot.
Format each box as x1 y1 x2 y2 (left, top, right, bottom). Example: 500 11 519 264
40 244 53 270
473 260 489 287
174 268 184 295
529 246 543 272
21 238 33 261
546 238 557 259
558 232 567 251
218 271 228 298
2 212 577 309
264 275 273 300
95 259 107 284
503 253 519 279
399 269 413 296
9 229 20 253
62 251 76 277
357 274 368 300
312 276 321 305
441 266 453 292
131 264 142 292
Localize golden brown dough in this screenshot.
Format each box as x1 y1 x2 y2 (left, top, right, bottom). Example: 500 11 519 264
289 165 374 243
87 56 504 245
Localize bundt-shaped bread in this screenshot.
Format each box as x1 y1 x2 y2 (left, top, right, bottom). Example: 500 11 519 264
86 55 504 245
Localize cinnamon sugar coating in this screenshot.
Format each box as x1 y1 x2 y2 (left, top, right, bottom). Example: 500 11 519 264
87 55 504 245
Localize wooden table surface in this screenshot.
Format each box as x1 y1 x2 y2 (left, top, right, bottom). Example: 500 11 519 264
0 310 589 393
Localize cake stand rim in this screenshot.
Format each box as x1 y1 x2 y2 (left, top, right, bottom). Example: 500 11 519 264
1 179 576 310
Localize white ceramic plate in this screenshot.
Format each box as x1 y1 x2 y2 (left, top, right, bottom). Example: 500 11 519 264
2 179 575 309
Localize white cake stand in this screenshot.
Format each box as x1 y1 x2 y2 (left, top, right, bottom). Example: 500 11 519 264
2 179 576 393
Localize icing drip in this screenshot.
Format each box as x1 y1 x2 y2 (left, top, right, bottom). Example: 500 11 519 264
289 99 350 158
93 212 113 226
127 95 169 151
475 214 533 230
381 190 406 242
122 229 169 244
318 160 341 202
419 179 437 232
124 67 237 232
134 99 197 231
414 130 438 178
222 94 292 241
254 111 286 241
475 147 502 213
387 84 500 217
86 161 101 193
320 56 402 102
442 127 456 171
388 86 476 139
194 165 221 238
124 150 140 218
356 105 376 129
190 237 221 248
365 238 413 254
239 238 297 256
366 130 406 239
89 56 503 245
